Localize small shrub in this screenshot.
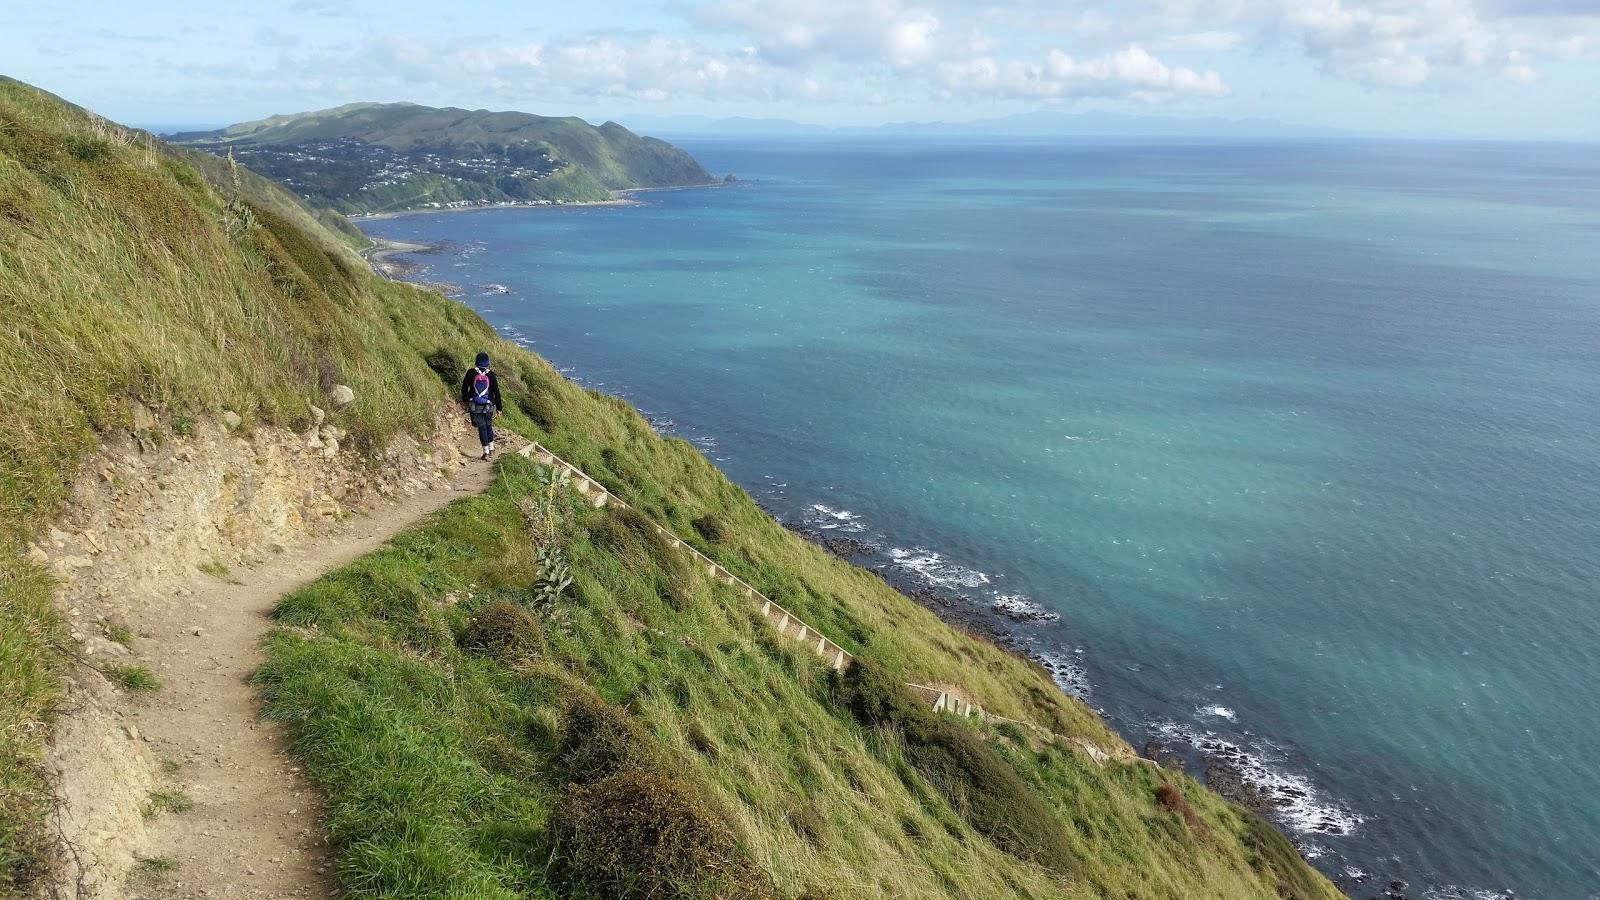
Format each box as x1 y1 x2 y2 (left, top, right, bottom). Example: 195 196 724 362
197 560 231 580
456 600 543 661
108 665 160 692
550 691 657 786
549 769 773 900
1155 782 1208 838
690 514 726 544
65 136 111 163
172 415 195 437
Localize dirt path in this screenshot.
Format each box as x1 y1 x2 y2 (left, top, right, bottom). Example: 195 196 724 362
120 435 505 899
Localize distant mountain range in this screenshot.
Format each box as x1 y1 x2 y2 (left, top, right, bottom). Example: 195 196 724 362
168 102 719 215
623 110 1355 140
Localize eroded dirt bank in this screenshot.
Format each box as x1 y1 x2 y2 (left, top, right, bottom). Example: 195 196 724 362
32 405 488 899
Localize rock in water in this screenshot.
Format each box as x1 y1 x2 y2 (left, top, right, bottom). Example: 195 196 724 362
329 385 355 408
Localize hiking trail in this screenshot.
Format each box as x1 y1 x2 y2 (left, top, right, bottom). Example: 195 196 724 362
113 431 505 899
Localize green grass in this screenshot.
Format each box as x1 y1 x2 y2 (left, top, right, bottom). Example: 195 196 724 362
142 789 193 819
129 856 178 881
106 666 160 692
101 621 136 649
0 77 1340 899
0 556 60 895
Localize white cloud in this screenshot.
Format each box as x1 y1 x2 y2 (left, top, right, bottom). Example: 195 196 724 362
937 46 1230 100
198 0 1600 115
1262 0 1600 86
1153 31 1247 52
324 32 805 103
692 0 943 67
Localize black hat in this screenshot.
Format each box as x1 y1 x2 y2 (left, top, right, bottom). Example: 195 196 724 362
474 352 490 368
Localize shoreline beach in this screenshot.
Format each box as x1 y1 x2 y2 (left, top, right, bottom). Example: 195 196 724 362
353 197 642 222
350 181 731 222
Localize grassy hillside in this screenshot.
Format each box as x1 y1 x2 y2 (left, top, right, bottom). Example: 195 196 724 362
0 77 503 894
0 78 1340 899
171 102 718 215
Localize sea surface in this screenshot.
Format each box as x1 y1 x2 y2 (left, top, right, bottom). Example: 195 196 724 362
362 139 1600 899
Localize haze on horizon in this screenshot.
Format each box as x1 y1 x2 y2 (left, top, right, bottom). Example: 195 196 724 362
6 0 1600 139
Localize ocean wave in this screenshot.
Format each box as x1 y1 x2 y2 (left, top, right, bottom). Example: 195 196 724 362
1149 720 1364 837
1422 886 1518 900
1197 704 1237 721
1033 649 1091 699
992 594 1061 622
887 547 991 591
805 503 868 533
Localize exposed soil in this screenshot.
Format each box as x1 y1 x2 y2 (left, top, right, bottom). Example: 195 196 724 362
39 414 520 899
123 437 498 898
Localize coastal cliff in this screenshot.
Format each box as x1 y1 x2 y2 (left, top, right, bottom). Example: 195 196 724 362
0 78 1341 899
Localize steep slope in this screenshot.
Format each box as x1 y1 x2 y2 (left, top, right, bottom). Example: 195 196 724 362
0 78 1340 900
170 102 718 215
0 77 503 896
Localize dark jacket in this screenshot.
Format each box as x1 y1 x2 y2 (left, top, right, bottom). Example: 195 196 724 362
460 367 503 412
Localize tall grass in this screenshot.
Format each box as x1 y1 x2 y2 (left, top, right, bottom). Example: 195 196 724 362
0 78 524 892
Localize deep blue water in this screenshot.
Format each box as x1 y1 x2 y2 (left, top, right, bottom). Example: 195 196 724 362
363 139 1600 899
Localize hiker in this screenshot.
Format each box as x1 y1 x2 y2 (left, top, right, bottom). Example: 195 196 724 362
460 351 503 461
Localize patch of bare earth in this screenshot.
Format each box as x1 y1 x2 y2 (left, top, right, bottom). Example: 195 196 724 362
38 410 516 899
128 456 494 897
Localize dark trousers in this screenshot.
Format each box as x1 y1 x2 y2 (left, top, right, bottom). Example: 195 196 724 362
470 407 495 447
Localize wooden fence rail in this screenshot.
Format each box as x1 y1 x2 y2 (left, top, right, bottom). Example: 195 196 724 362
516 441 1134 765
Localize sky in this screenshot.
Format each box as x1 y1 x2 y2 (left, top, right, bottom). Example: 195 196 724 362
5 0 1600 138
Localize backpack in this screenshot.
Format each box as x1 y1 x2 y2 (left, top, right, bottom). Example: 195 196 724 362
470 368 493 408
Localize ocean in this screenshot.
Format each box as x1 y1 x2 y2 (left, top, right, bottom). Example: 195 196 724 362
361 138 1600 898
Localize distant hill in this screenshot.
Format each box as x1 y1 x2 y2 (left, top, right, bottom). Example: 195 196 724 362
170 102 718 215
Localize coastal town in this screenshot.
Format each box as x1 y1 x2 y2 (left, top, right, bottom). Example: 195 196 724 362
199 136 571 213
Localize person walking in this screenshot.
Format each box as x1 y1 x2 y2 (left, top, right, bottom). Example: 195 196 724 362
460 351 503 461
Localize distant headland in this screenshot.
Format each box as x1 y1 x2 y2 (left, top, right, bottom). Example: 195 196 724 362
167 101 723 216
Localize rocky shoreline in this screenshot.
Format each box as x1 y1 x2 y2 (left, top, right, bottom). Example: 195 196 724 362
361 237 438 278
359 238 465 296
781 519 1069 675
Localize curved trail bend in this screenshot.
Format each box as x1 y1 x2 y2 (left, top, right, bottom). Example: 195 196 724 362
120 434 501 899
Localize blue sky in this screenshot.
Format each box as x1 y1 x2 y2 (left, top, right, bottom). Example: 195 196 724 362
5 0 1599 137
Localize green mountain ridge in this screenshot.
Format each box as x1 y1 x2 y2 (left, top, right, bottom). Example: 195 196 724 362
170 101 719 215
0 77 1341 899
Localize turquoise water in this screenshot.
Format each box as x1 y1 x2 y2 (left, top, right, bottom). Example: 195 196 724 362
364 140 1600 898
